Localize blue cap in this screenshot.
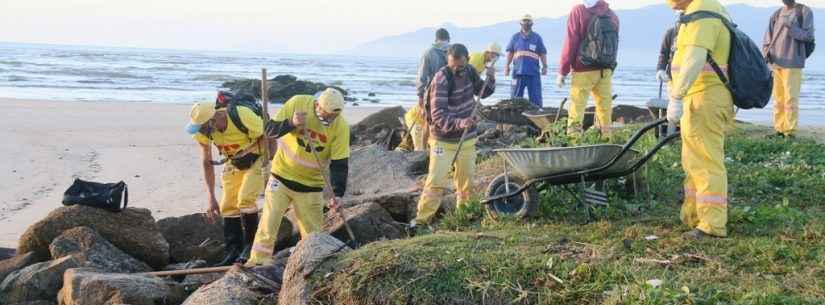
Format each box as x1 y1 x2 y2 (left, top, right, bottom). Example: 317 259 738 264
185 123 202 135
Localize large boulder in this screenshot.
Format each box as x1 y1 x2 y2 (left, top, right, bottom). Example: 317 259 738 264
0 256 81 304
324 202 405 246
221 74 349 104
181 265 280 305
58 268 189 305
7 301 55 305
345 145 427 201
0 252 39 284
157 214 225 264
49 227 152 273
350 106 407 150
17 205 170 269
346 192 420 223
279 233 351 305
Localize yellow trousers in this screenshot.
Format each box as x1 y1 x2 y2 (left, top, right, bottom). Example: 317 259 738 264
680 85 734 237
247 178 324 265
567 69 614 137
772 68 802 136
220 157 265 217
410 123 425 151
415 138 477 224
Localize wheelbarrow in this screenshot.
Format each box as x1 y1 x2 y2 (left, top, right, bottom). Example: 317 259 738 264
481 119 680 220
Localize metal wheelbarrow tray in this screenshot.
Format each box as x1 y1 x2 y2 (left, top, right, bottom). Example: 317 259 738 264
482 119 681 219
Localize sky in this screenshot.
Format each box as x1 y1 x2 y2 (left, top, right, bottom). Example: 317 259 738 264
1 0 823 53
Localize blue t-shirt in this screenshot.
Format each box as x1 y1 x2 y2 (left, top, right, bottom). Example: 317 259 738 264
506 31 547 76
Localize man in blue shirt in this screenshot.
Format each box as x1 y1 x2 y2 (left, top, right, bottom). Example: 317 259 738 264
505 14 549 107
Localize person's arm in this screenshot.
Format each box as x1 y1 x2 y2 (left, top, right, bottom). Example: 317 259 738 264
473 68 496 99
266 98 301 139
763 11 778 57
789 7 815 42
329 158 348 198
200 143 220 222
658 29 675 71
416 51 431 98
559 7 582 76
671 46 708 100
429 74 464 134
504 36 515 76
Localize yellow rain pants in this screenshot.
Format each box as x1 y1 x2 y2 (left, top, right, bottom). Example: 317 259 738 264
415 138 477 224
679 85 734 237
772 68 802 136
567 69 614 138
247 177 324 265
219 157 265 217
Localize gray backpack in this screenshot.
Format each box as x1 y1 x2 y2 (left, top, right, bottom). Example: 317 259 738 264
578 12 619 70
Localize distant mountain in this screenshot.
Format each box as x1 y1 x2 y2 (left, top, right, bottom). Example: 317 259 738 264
346 4 825 69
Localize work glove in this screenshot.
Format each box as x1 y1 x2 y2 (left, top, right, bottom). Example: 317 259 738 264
556 74 566 88
656 70 671 82
666 99 683 125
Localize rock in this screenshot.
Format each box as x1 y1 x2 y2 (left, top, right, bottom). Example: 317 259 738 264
347 192 419 223
58 268 189 305
345 145 427 202
368 92 376 97
221 75 349 104
279 233 351 305
17 205 170 269
0 256 81 304
0 247 15 260
480 98 539 126
164 259 208 271
157 214 224 264
49 227 152 273
181 265 279 305
324 202 405 245
7 301 55 305
0 252 39 285
350 106 406 149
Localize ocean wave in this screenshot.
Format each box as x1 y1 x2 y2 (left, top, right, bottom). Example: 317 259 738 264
367 79 416 87
6 75 28 82
8 84 190 91
50 68 151 80
190 74 242 82
0 60 23 67
77 79 116 84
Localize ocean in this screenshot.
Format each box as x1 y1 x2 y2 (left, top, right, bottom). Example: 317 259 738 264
1 42 824 125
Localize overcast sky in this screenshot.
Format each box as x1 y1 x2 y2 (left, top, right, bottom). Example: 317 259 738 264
1 0 822 53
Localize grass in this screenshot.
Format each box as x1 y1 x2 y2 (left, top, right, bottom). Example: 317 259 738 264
309 123 825 305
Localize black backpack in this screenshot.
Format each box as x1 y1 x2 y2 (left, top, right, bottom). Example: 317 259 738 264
679 11 773 110
578 12 619 70
216 91 264 135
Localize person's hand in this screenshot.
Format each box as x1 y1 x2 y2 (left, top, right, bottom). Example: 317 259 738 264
667 99 683 125
205 197 220 224
459 116 478 129
327 197 342 210
541 66 548 75
555 74 566 88
656 70 671 82
503 65 510 77
292 111 306 128
485 66 496 79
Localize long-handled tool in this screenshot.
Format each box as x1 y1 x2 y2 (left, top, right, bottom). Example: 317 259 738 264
260 69 272 178
301 128 359 247
450 58 499 167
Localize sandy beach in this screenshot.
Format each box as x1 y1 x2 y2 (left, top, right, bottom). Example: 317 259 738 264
0 98 383 247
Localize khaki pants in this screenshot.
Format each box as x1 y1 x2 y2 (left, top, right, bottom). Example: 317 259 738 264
414 138 477 224
680 85 734 237
567 69 614 138
247 178 324 265
219 157 265 217
772 68 802 136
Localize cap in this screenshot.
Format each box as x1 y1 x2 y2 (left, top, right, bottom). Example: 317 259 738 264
316 88 345 113
521 14 534 22
486 43 502 55
186 101 216 135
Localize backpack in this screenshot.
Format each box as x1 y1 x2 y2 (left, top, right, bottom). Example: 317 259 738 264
62 179 128 212
216 91 264 135
679 11 773 110
578 11 619 70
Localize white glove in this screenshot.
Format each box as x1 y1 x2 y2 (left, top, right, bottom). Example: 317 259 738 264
656 70 671 82
666 99 683 125
555 74 566 88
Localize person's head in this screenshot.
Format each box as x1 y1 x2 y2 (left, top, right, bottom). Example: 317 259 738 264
666 0 692 10
783 0 796 7
435 28 450 43
186 101 228 135
484 43 502 62
447 44 469 75
520 14 534 32
314 88 345 124
583 0 599 8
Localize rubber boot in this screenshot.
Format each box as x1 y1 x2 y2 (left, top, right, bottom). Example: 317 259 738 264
215 217 243 266
236 213 260 264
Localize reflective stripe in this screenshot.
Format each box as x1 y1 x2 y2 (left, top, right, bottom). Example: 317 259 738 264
252 243 274 255
456 191 470 201
223 213 242 218
697 194 728 206
240 207 260 214
684 187 697 199
514 51 541 61
277 139 320 170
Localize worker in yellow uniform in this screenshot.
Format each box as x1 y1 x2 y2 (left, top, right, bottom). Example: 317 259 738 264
397 104 427 151
246 88 350 266
469 43 502 75
186 98 265 266
666 0 735 239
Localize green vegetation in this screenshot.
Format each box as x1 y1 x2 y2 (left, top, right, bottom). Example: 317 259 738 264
310 123 825 305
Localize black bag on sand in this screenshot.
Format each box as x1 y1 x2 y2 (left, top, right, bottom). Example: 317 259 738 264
62 179 128 212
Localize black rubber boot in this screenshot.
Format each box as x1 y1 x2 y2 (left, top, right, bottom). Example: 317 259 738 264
215 217 243 266
236 213 260 264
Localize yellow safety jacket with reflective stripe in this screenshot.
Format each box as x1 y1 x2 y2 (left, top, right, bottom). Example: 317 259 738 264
469 52 487 74
270 95 350 189
193 107 263 157
671 0 732 96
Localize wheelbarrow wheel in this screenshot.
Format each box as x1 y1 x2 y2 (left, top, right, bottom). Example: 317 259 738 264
485 174 539 219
